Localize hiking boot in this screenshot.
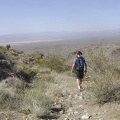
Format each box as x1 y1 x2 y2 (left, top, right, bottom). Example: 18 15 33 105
79 87 84 92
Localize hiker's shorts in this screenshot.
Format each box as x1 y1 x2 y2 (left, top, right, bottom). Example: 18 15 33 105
75 70 84 79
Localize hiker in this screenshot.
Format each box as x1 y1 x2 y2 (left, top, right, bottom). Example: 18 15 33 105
71 51 87 91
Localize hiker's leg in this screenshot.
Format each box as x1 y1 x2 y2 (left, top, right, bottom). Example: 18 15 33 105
77 78 82 89
76 70 83 90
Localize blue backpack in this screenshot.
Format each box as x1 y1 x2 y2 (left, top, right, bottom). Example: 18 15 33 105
75 57 85 70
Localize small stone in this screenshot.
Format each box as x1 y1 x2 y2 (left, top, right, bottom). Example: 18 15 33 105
69 95 72 98
79 96 83 99
75 94 79 97
68 108 73 112
80 92 83 96
59 110 64 114
79 105 83 108
64 118 69 120
74 111 79 114
81 114 91 119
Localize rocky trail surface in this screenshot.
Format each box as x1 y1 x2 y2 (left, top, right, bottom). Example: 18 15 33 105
48 72 120 120
0 72 120 120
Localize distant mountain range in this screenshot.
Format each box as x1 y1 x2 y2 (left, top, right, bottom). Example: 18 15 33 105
0 30 120 44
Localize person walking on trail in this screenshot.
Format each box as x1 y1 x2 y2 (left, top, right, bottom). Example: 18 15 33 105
71 51 87 92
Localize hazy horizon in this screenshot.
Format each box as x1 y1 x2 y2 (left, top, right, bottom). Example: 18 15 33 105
0 30 120 45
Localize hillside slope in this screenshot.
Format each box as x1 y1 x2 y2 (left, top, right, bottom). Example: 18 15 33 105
0 43 120 120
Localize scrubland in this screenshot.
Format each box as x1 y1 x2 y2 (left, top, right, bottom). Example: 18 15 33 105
0 42 120 120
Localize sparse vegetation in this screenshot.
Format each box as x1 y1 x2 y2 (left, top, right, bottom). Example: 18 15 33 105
0 44 120 119
0 47 54 118
87 50 120 104
0 76 54 117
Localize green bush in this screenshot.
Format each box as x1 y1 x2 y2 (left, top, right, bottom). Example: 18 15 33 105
35 55 69 72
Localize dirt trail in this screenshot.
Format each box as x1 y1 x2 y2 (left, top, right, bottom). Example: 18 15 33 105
51 72 120 120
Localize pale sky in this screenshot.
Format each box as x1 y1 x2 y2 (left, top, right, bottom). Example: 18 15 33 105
0 0 120 35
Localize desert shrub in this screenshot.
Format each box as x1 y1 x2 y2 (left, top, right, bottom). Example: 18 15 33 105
22 90 53 116
15 67 37 83
29 51 44 59
0 53 6 60
35 55 69 72
4 77 24 89
0 77 24 110
89 78 120 104
6 44 11 50
0 94 23 110
21 77 53 117
0 76 54 115
38 95 53 117
0 46 6 54
16 70 32 83
87 50 120 104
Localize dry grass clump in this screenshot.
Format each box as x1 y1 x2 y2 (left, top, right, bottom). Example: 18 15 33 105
21 75 54 117
87 50 120 104
0 77 24 110
21 89 53 116
0 76 54 117
3 77 24 88
90 78 120 104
